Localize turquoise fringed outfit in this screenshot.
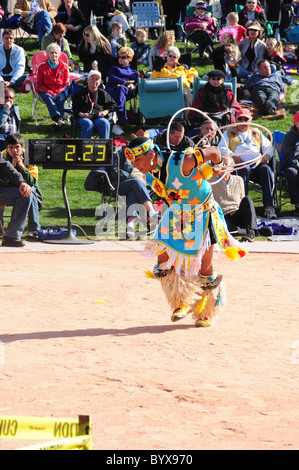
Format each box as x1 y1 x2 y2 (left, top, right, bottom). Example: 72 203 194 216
144 149 239 276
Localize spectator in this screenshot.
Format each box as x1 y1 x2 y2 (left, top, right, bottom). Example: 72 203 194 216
72 70 116 139
14 0 57 46
150 46 198 89
41 23 73 67
107 21 127 58
191 119 220 147
184 2 216 60
105 46 138 136
0 87 21 151
243 59 285 115
217 107 277 219
226 12 246 42
211 155 258 242
0 29 26 93
153 121 194 152
2 133 41 240
108 148 158 239
188 69 242 127
148 29 175 72
162 0 189 39
78 25 113 83
213 31 241 81
36 43 70 128
0 147 33 247
238 0 267 31
131 29 150 67
238 21 266 79
281 111 299 217
55 0 85 47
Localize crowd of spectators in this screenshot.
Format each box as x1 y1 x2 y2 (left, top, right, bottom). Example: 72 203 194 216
1 0 299 245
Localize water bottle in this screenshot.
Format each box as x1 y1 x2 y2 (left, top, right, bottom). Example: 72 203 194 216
129 14 134 27
92 15 97 26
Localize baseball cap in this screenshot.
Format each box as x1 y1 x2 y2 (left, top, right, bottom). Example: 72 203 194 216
87 70 102 79
195 2 207 9
293 111 299 123
235 108 252 119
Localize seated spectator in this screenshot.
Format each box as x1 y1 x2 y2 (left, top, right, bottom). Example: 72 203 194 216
0 29 26 93
281 111 299 217
131 29 150 67
92 0 135 42
211 156 258 242
148 30 175 72
55 0 85 47
226 12 246 42
0 88 21 152
243 59 285 115
217 108 277 219
108 148 158 240
72 70 116 139
36 43 70 128
184 2 216 60
150 46 198 89
0 145 33 247
213 30 241 81
264 37 295 85
191 119 220 147
105 46 139 136
107 21 127 58
14 0 57 46
238 0 267 32
78 25 113 83
41 23 74 67
153 121 194 152
188 69 242 127
1 133 40 240
238 21 266 79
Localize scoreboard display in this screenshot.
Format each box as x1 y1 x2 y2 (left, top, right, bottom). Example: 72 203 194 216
25 139 113 169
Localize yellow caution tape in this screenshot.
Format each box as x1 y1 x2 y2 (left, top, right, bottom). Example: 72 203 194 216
0 415 90 441
18 434 92 451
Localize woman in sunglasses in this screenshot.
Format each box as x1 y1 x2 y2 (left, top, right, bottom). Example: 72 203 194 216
238 20 266 79
188 69 242 127
78 25 112 83
105 46 139 135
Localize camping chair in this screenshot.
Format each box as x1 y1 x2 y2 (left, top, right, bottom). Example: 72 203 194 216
29 50 69 126
138 76 185 126
273 130 287 210
152 53 192 72
131 2 166 31
0 203 5 237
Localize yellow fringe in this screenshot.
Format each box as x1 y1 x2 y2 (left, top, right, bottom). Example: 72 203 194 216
224 246 248 260
144 270 156 279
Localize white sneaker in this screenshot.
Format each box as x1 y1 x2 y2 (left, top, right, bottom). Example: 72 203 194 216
112 124 124 135
264 206 277 219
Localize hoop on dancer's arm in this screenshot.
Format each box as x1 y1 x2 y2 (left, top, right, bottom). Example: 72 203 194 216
166 108 273 185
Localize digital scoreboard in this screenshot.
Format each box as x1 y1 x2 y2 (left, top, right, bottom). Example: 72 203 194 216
25 138 113 169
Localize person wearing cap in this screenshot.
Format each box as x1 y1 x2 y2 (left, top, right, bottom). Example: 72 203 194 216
281 112 299 217
238 20 266 79
238 0 266 31
242 59 285 115
218 107 277 219
72 70 117 139
188 69 242 126
184 2 216 60
124 132 247 327
36 42 70 128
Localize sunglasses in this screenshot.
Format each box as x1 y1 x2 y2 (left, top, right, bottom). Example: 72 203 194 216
168 54 178 58
210 76 223 81
247 1 256 3
237 117 250 122
119 56 129 59
84 32 90 37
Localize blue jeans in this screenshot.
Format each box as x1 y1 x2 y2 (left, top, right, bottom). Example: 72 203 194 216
236 164 275 208
117 178 152 218
0 186 33 239
34 10 52 45
78 117 110 138
39 91 68 120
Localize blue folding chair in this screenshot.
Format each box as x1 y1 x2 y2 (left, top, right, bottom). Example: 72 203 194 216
138 77 185 125
192 76 237 100
273 130 287 210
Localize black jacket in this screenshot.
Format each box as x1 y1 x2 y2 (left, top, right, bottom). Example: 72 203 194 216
72 85 116 121
0 153 24 187
281 125 299 170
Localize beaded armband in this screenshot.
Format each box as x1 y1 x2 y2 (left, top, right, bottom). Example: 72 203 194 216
194 149 204 167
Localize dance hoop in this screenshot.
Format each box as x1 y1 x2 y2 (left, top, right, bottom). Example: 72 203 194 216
165 107 273 185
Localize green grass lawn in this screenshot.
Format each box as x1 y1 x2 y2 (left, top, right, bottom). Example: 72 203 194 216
10 38 298 238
